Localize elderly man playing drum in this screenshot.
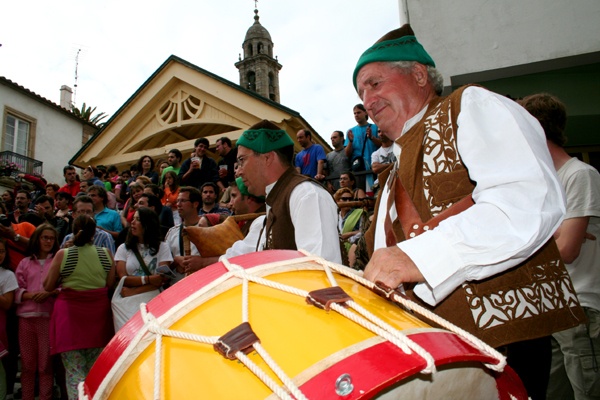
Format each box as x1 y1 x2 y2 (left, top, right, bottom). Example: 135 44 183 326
354 24 584 399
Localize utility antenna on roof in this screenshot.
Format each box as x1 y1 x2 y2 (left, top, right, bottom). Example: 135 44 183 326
73 48 81 108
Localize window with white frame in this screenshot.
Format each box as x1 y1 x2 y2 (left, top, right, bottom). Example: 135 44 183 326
4 113 30 156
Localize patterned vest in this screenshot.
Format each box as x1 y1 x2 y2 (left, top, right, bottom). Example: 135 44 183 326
366 86 585 347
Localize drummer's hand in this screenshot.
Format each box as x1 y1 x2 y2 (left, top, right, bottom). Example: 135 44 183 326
364 246 424 289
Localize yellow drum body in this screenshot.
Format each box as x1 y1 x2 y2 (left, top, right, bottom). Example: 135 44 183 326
83 250 526 399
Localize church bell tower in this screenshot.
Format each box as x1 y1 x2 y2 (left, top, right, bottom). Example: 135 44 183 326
235 7 282 103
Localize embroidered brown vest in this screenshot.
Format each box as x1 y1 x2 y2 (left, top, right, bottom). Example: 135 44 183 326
366 86 585 347
261 168 313 251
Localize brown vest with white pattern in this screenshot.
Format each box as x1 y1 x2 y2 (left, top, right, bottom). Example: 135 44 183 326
366 86 585 347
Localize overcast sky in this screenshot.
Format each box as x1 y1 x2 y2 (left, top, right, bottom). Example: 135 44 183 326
1 0 401 139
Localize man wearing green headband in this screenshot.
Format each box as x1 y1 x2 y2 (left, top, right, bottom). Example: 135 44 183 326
355 25 582 398
233 120 342 263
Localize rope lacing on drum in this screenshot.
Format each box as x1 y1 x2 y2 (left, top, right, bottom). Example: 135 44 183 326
136 251 506 400
302 250 507 373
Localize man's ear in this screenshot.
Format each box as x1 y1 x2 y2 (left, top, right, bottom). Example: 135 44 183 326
412 63 429 87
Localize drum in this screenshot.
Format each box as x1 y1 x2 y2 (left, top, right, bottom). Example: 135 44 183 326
81 250 527 399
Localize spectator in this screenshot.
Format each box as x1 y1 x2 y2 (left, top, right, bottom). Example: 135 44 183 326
33 195 69 243
107 165 119 186
326 130 350 192
9 190 39 226
216 137 237 188
61 196 115 254
114 208 172 326
44 215 114 400
0 238 18 400
121 182 144 229
335 188 363 251
15 224 59 400
137 193 172 239
0 201 35 397
1 191 15 214
45 183 59 200
57 166 80 199
178 138 221 191
87 185 123 240
520 93 600 400
198 182 230 216
294 129 326 181
81 166 103 187
345 103 381 193
339 171 366 200
156 159 169 180
137 155 159 185
162 171 180 224
164 187 202 282
160 149 183 184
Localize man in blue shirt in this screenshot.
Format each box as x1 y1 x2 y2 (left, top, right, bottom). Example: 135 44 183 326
345 103 381 193
87 184 123 240
294 129 326 181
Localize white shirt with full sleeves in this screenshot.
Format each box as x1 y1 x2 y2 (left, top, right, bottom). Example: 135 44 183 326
222 180 342 264
374 86 566 306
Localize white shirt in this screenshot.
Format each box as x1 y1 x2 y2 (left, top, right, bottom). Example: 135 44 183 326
165 224 200 257
374 86 565 305
556 157 600 311
221 180 342 264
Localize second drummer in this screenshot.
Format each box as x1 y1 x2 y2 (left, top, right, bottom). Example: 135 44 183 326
182 120 342 274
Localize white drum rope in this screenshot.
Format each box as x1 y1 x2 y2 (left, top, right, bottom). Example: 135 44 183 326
221 258 436 373
222 259 308 399
133 251 505 400
320 258 507 372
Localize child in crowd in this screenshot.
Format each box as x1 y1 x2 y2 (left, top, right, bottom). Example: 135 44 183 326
0 238 18 400
15 224 59 400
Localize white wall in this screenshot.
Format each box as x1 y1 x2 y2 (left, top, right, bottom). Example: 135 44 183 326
0 83 85 186
407 0 600 83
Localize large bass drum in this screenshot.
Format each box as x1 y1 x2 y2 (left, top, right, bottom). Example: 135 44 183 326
81 250 527 399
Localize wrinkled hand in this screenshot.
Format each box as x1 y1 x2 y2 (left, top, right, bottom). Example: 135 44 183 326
364 246 424 289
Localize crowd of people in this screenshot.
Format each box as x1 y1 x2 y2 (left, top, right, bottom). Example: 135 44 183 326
0 23 598 400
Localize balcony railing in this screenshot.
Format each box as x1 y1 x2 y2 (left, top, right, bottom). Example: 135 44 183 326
0 151 43 177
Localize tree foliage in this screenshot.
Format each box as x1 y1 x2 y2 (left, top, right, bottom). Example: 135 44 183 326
71 102 108 126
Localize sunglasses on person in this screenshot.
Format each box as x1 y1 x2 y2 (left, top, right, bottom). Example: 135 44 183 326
340 197 353 202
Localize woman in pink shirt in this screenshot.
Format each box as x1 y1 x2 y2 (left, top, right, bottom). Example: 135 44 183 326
15 224 59 400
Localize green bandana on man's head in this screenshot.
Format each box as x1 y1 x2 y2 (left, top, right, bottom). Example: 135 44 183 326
236 120 294 154
235 177 250 196
235 177 265 200
353 24 436 90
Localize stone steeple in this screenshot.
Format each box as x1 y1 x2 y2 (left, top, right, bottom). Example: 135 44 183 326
235 7 282 103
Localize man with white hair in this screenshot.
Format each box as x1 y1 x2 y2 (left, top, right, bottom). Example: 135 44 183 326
354 24 584 399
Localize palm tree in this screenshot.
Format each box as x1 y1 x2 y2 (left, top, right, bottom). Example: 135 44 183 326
71 102 108 126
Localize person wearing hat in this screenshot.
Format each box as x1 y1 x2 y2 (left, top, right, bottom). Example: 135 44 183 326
232 120 341 263
354 25 583 399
